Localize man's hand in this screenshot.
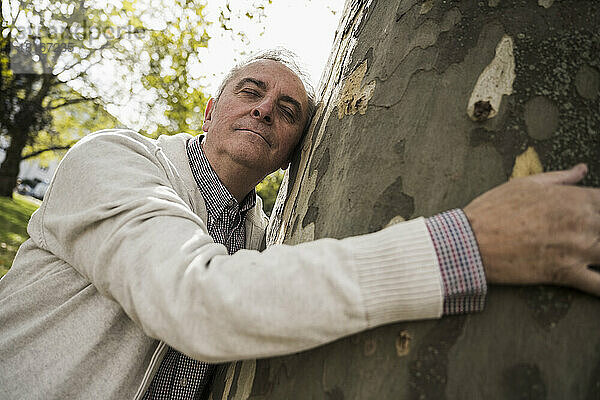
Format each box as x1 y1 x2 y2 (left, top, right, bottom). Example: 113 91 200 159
464 164 600 296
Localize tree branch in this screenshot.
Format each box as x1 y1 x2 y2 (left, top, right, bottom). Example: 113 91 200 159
21 142 77 160
46 97 96 110
53 42 112 79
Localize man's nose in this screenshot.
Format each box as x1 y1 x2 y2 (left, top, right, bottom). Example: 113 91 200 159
251 97 274 124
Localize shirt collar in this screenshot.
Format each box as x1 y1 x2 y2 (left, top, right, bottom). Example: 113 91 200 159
186 135 256 219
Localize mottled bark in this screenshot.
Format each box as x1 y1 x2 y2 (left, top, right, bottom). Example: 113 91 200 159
210 1 600 398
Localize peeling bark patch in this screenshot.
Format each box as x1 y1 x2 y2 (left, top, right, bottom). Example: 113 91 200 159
574 65 600 100
393 139 405 156
518 286 573 330
208 364 229 399
502 363 547 400
290 214 300 238
363 338 377 356
337 60 377 119
409 317 466 400
369 176 414 231
395 330 411 357
467 35 516 121
225 361 243 399
510 147 543 179
524 96 559 140
325 386 345 400
233 360 255 400
249 360 272 396
385 215 406 228
314 148 330 186
585 355 600 400
420 0 433 14
538 0 554 8
302 205 319 229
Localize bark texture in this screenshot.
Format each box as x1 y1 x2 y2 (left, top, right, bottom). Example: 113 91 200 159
209 0 600 398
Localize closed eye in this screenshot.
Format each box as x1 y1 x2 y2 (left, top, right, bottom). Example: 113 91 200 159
279 106 295 123
241 88 260 97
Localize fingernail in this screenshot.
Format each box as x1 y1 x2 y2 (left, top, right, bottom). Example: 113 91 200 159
574 163 588 175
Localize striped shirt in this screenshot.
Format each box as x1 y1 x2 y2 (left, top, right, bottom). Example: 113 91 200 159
144 136 255 399
143 135 486 399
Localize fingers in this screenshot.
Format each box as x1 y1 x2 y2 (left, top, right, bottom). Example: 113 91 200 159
528 163 588 185
568 265 600 297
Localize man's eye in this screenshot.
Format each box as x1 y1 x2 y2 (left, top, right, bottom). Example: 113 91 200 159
280 107 295 122
241 89 259 96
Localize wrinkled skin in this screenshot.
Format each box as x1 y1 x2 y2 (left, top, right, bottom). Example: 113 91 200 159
464 164 600 296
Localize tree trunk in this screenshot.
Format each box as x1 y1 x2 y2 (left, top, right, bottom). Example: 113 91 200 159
0 130 27 197
209 1 600 398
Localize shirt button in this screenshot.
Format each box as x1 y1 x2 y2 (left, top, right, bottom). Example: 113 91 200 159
180 377 188 387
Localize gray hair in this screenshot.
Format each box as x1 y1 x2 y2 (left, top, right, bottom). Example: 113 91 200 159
214 48 318 138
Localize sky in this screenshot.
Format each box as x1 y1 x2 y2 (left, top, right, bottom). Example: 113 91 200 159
2 0 346 131
199 0 344 96
111 0 346 131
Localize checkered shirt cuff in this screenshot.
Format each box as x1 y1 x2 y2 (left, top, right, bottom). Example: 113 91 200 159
425 209 487 315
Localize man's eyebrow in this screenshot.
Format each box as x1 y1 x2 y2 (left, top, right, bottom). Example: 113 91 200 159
234 77 267 92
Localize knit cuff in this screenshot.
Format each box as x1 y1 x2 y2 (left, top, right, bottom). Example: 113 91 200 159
347 217 444 328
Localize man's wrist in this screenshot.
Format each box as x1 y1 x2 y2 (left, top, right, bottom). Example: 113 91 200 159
425 209 487 315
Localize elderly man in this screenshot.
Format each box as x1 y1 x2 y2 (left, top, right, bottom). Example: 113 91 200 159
0 49 599 400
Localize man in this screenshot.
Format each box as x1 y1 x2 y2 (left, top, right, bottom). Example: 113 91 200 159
0 49 598 399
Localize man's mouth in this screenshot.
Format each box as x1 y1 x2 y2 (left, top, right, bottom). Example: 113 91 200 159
236 128 271 147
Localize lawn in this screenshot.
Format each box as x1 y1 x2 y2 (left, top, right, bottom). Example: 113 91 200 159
0 193 40 277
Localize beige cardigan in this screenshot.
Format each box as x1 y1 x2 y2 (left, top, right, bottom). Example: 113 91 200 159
0 130 443 399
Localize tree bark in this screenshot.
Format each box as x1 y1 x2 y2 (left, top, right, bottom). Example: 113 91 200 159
209 1 600 398
0 129 27 197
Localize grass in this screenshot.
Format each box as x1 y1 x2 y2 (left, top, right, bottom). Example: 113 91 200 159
0 193 40 277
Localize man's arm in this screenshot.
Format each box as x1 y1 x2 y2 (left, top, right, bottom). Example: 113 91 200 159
31 132 445 363
30 132 599 363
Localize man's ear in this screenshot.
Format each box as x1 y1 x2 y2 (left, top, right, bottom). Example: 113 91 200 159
202 98 215 133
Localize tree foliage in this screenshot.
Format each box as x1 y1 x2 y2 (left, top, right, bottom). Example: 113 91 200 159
135 0 210 136
0 0 115 196
1 0 279 209
256 169 283 216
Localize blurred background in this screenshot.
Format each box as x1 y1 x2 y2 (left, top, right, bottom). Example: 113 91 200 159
0 0 344 276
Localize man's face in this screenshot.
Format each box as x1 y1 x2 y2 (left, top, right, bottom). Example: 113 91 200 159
202 59 309 178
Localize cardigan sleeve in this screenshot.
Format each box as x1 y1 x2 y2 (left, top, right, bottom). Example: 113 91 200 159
32 131 444 363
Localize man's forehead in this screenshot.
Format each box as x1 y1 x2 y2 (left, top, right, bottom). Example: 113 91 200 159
231 60 308 102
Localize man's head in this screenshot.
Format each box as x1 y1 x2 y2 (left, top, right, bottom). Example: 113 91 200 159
214 49 317 138
202 49 317 181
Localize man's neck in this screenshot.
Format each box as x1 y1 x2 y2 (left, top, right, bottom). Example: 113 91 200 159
201 142 263 203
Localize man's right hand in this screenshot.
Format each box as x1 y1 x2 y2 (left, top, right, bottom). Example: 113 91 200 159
463 164 600 296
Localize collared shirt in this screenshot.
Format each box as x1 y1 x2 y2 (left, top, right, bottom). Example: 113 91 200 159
425 209 487 314
144 135 255 400
144 135 486 399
